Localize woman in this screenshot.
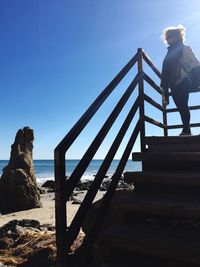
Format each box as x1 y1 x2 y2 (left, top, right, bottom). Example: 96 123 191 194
161 25 200 135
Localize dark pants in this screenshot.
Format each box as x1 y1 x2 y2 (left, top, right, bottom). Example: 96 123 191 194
171 78 191 133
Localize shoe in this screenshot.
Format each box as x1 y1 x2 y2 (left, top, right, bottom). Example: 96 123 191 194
179 129 191 136
179 132 191 136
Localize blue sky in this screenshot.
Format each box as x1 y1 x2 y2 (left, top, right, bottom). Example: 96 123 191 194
1 0 200 159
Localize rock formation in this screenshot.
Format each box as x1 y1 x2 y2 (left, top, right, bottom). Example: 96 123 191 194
0 127 41 213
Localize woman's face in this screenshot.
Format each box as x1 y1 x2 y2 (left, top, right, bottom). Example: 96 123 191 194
166 33 179 45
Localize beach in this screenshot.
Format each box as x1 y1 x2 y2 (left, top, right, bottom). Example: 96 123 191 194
0 190 106 228
0 188 106 266
0 159 140 227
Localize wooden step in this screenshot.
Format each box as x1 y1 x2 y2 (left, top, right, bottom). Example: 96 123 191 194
132 152 200 161
145 135 200 145
132 152 200 171
147 143 200 153
99 223 200 265
145 136 200 152
124 171 200 194
124 171 200 186
115 190 200 219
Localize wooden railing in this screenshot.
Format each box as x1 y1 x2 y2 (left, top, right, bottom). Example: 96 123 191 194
167 90 200 130
54 48 200 267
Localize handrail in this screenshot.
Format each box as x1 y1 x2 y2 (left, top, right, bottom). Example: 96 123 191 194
143 73 163 95
55 48 200 267
167 104 200 113
138 48 146 152
144 115 166 129
55 50 142 153
143 94 165 112
65 73 142 200
166 89 200 130
54 50 143 266
54 48 167 267
168 122 200 130
84 120 141 247
65 97 141 251
142 50 162 78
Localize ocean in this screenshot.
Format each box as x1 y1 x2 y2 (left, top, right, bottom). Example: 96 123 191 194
0 160 142 184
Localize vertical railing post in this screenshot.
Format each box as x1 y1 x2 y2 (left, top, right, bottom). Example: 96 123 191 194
55 150 67 267
137 48 146 152
162 100 168 136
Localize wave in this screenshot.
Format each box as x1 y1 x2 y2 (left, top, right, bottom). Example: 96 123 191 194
1 160 142 185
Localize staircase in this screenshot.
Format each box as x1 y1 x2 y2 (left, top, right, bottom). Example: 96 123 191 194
96 135 200 266
54 48 200 267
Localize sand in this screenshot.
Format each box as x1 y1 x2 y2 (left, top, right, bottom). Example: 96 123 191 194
0 191 105 228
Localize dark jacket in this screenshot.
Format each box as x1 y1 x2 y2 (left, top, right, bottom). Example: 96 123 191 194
161 42 200 100
160 42 184 102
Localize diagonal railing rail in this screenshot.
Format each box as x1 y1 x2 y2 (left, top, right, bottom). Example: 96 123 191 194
54 48 200 267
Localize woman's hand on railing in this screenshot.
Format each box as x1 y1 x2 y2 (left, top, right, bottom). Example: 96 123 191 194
162 93 169 106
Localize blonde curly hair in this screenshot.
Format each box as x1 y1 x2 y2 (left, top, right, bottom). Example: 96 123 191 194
161 24 186 44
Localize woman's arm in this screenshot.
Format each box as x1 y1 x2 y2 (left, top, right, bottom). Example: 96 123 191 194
160 61 169 105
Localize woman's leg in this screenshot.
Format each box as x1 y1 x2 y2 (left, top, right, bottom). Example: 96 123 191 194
171 79 191 134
